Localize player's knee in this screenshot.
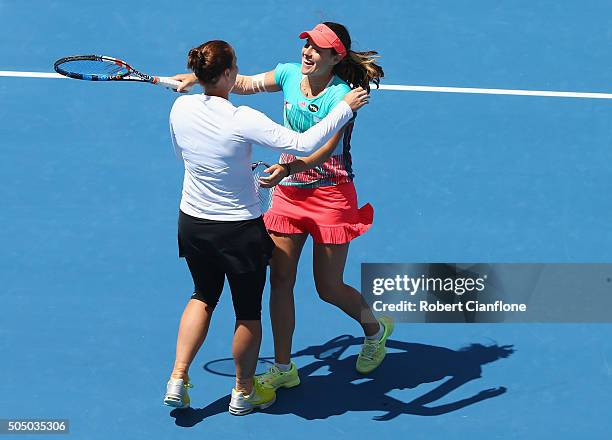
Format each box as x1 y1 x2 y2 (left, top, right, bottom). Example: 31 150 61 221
233 287 262 320
191 291 218 310
315 279 342 303
270 268 297 291
235 310 262 321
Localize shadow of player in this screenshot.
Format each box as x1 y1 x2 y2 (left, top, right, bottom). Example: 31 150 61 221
265 335 513 420
171 335 513 424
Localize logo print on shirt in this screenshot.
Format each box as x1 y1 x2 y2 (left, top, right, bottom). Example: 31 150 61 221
308 103 319 113
299 101 306 107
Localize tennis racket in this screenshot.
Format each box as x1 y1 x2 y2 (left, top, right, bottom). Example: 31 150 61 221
252 161 275 213
53 55 181 91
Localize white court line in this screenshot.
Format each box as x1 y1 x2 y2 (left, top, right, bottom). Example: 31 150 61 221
0 71 66 79
376 84 612 99
2 70 612 99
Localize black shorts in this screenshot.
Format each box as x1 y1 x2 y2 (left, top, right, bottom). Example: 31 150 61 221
184 256 267 320
178 210 274 273
178 210 275 320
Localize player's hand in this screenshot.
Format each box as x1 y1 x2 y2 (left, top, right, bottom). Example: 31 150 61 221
259 164 288 188
343 86 369 111
171 73 198 93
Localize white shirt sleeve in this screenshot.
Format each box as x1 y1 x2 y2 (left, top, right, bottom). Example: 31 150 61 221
169 117 183 160
235 100 353 154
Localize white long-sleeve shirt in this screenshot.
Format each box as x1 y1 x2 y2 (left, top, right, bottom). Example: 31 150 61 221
170 94 353 220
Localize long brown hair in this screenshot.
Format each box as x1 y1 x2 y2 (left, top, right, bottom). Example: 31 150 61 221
187 40 234 85
324 22 384 92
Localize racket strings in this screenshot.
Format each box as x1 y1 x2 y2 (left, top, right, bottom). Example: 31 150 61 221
252 162 274 213
59 59 129 77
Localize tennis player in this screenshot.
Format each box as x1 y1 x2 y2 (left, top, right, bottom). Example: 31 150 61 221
173 22 390 392
164 39 369 415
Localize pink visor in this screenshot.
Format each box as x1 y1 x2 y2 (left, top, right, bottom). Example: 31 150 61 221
299 24 347 59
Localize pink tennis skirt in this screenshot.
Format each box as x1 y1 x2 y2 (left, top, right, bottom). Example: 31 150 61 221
264 182 373 244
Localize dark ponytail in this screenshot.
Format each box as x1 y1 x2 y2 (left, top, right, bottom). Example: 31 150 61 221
187 40 234 85
324 22 384 92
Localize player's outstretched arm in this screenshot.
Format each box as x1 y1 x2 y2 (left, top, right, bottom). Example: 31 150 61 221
170 70 280 94
232 71 280 94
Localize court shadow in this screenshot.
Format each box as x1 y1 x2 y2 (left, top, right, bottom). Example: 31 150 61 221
187 335 514 423
266 336 513 420
169 395 228 427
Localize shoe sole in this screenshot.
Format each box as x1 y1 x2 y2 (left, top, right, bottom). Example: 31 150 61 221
164 400 189 409
164 395 189 409
228 395 277 416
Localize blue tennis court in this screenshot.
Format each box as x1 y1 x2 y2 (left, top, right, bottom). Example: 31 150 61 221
1 1 611 438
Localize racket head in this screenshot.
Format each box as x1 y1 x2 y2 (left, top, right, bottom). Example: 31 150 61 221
53 55 134 81
251 161 275 214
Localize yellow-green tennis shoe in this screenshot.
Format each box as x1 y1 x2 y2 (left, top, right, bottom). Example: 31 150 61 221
229 380 277 416
356 316 394 374
256 362 300 390
163 377 193 408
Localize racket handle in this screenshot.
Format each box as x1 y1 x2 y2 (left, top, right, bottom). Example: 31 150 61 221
153 76 184 92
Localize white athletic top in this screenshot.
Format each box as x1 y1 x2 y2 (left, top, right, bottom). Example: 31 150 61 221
170 94 353 220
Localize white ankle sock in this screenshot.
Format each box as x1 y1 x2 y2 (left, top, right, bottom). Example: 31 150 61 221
366 326 383 341
275 362 291 372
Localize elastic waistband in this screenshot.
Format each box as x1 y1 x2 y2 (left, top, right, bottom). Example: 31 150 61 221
179 210 262 225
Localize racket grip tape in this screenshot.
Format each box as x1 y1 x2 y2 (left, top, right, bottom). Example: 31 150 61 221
153 76 182 91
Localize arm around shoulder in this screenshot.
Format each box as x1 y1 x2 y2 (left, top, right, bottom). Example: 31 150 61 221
235 101 353 154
